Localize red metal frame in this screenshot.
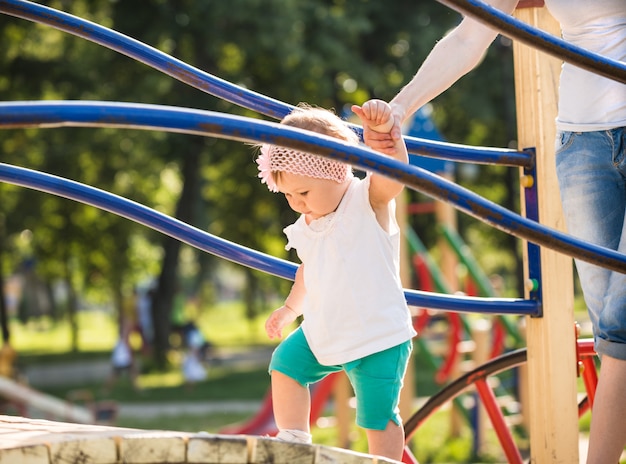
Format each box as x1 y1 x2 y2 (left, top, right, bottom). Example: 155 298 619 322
402 338 599 464
578 339 597 411
475 377 524 464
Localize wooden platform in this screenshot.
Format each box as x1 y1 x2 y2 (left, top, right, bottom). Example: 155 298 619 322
0 415 400 464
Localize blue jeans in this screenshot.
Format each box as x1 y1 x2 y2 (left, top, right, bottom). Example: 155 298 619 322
555 128 626 360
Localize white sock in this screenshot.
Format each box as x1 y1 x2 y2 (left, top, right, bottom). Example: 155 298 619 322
275 429 312 444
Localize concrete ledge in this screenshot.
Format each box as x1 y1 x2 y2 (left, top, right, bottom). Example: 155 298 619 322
0 415 401 463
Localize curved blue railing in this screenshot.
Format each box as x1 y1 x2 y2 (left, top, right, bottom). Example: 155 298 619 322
0 162 538 316
2 100 626 277
438 0 626 84
0 0 532 168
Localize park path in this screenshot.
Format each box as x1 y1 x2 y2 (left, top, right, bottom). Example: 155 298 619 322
22 345 274 388
18 345 271 422
116 399 261 419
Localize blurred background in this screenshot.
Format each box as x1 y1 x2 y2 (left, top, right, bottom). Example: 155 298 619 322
0 1 587 462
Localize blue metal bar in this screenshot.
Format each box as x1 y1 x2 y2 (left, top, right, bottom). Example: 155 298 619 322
0 0 533 168
438 0 626 84
404 138 532 168
406 290 537 315
0 162 295 279
522 149 543 316
0 162 537 315
1 101 625 277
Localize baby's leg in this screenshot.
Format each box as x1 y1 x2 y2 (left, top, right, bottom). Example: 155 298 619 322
365 421 404 461
271 370 312 443
269 327 338 444
347 341 412 460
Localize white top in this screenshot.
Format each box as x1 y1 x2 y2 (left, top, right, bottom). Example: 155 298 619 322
284 175 416 366
183 352 207 382
545 0 626 132
111 339 132 368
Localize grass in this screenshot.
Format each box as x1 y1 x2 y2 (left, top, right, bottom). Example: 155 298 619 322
10 300 277 403
10 311 118 361
10 299 278 360
39 364 271 403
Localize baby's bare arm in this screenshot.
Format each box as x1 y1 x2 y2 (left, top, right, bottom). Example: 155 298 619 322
352 100 409 223
264 265 305 339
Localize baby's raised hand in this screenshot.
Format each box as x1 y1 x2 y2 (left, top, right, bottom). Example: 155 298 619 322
352 99 395 134
352 100 396 155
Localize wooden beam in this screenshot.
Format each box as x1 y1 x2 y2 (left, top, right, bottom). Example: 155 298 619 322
513 6 579 463
398 191 416 425
0 415 400 463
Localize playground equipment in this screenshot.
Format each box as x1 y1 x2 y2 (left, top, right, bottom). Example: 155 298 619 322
408 225 525 379
0 376 93 424
403 337 599 464
0 377 119 426
0 0 624 462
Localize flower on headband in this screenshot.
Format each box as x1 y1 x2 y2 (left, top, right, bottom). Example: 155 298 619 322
256 144 279 192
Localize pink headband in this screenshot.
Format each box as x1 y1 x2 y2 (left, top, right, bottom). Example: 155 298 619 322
256 144 351 193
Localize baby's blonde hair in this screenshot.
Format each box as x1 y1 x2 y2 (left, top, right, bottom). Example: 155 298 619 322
256 104 357 192
281 103 359 144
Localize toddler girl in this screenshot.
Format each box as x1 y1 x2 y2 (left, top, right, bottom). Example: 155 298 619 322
257 100 416 461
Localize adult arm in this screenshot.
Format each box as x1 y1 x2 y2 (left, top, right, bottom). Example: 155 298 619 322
352 100 409 230
367 0 520 151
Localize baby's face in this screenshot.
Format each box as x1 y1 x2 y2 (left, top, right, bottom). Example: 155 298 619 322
276 172 348 222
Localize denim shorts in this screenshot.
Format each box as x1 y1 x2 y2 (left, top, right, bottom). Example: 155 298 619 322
555 127 626 360
269 326 413 430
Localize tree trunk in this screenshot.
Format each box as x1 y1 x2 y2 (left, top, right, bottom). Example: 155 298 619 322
0 240 9 344
63 259 79 353
151 142 202 368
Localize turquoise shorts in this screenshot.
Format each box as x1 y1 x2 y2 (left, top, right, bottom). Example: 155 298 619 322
268 326 413 431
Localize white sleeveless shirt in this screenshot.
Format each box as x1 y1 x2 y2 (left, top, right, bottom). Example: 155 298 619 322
284 175 416 366
544 0 626 131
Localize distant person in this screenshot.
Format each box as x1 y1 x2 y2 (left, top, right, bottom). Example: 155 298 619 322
181 328 208 390
135 287 154 355
257 101 416 461
180 321 215 364
105 320 139 393
363 1 625 462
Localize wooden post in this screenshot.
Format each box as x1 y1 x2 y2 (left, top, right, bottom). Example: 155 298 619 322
397 190 416 424
513 6 579 463
434 175 463 437
434 177 459 296
472 318 492 456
